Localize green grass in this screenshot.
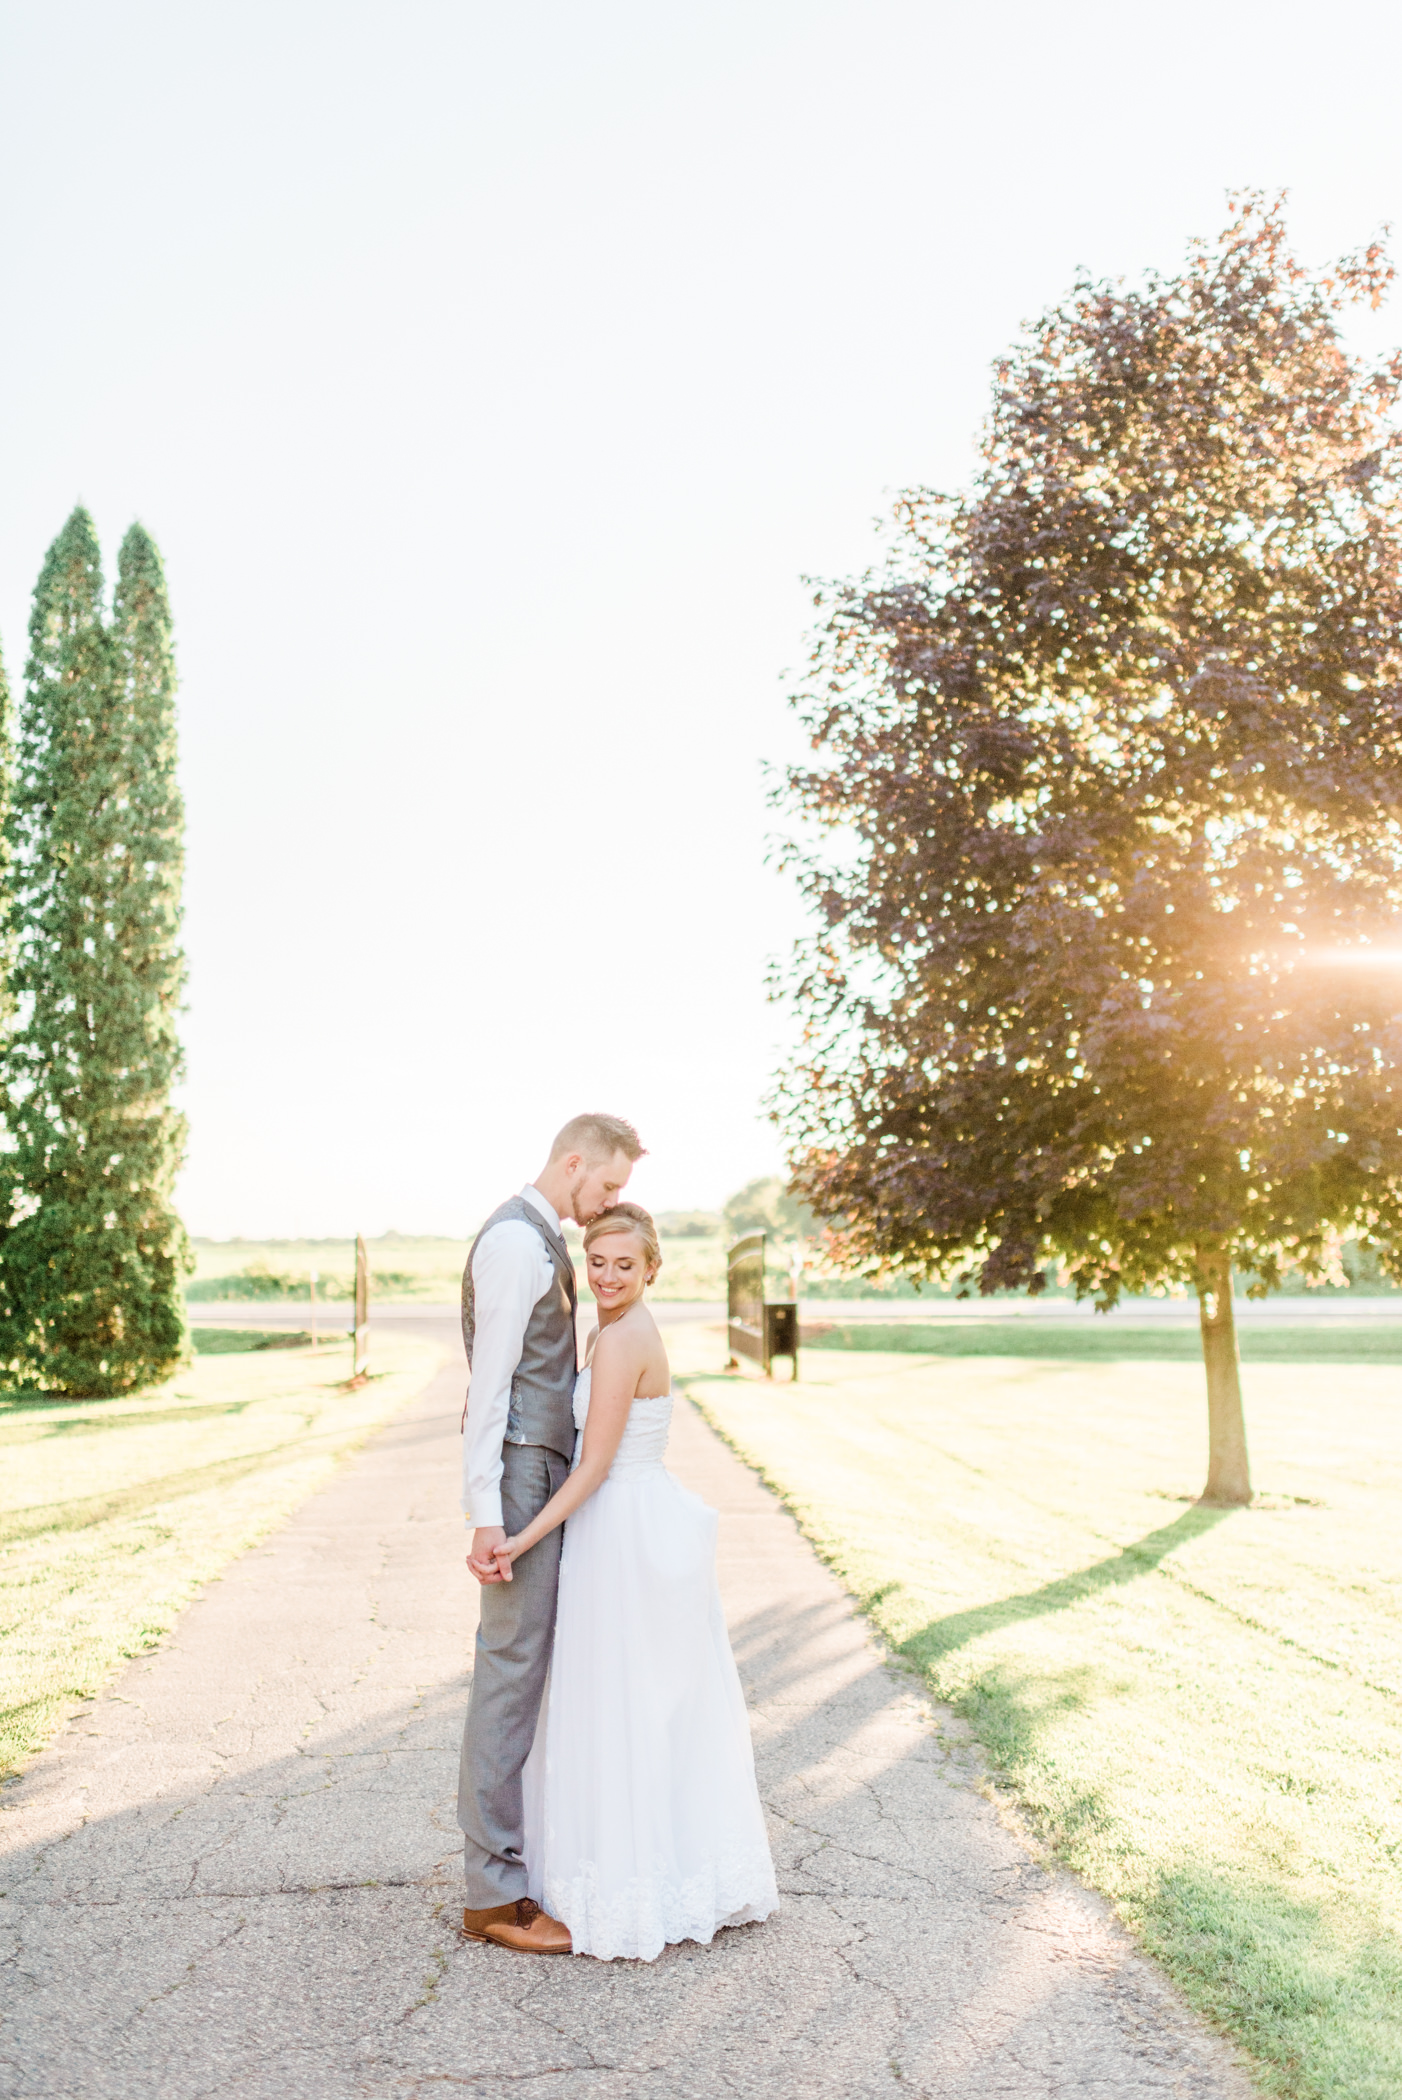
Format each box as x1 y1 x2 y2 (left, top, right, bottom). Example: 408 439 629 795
677 1342 1402 2100
804 1319 1402 1363
0 1330 441 1779
190 1325 324 1353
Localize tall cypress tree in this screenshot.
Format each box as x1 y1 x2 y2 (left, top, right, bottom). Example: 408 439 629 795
0 508 189 1395
0 633 13 1050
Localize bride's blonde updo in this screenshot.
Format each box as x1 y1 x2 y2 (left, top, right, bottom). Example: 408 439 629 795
583 1201 662 1279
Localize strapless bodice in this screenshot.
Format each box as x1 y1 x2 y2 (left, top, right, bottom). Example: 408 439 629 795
572 1366 672 1477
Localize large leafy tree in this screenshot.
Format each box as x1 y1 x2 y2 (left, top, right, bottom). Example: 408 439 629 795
0 509 190 1395
778 197 1402 1504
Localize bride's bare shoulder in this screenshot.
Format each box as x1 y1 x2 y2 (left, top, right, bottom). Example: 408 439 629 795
593 1311 642 1358
592 1305 662 1365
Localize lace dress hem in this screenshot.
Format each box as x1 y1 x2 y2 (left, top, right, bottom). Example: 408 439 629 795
546 1844 778 1962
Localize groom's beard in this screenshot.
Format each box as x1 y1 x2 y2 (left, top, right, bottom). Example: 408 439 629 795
568 1176 595 1226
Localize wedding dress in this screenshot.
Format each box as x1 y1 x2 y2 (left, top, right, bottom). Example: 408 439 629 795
522 1368 778 1960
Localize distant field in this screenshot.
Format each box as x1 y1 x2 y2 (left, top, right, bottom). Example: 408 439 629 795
189 1234 1402 1315
189 1231 750 1304
676 1336 1402 2100
0 1330 441 1779
804 1319 1402 1362
187 1235 467 1304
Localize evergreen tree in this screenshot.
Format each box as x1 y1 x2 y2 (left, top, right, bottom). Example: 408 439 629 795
777 198 1402 1505
0 509 189 1394
0 635 13 1043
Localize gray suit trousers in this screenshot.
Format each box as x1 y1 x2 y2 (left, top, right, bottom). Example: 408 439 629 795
458 1440 571 1907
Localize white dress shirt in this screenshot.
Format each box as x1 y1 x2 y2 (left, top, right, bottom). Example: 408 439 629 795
461 1184 570 1529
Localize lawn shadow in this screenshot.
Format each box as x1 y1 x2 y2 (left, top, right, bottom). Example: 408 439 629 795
899 1505 1233 1667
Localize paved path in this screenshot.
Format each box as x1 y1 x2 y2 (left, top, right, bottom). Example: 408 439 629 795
1 1342 1254 2099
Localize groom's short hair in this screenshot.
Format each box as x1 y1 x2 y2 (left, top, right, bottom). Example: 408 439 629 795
549 1112 646 1165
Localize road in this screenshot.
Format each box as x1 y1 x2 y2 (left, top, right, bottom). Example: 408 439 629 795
1 1319 1254 2098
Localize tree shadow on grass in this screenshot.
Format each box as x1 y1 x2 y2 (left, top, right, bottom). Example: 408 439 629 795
724 1508 1236 1804
883 1507 1237 1793
896 1505 1233 1672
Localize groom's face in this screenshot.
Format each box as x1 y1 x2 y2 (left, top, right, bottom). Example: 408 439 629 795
568 1149 634 1226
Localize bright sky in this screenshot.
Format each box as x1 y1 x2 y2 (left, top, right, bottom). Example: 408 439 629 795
2 1 1400 1235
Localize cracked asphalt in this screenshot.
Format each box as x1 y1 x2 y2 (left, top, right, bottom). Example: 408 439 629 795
1 1319 1255 2098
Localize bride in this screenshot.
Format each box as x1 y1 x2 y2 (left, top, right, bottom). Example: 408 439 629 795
500 1201 778 1962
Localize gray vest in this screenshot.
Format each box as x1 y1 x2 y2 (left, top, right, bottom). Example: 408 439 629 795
462 1195 578 1461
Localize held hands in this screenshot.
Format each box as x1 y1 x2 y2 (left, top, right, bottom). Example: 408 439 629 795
467 1526 512 1584
466 1525 523 1585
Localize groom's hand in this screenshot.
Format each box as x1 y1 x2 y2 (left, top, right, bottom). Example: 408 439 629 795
468 1525 510 1584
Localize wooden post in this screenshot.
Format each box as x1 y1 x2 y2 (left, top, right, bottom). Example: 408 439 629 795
309 1265 318 1352
353 1236 369 1379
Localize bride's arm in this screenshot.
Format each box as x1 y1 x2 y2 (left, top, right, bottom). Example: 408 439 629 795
494 1326 642 1571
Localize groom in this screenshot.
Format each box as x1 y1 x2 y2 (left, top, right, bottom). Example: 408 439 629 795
458 1112 644 1952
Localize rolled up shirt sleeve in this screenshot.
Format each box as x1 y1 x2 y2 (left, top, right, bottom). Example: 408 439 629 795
462 1221 554 1528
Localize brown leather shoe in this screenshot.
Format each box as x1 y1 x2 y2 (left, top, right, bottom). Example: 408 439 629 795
461 1897 572 1954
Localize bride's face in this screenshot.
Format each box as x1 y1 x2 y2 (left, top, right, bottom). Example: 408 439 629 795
586 1230 653 1313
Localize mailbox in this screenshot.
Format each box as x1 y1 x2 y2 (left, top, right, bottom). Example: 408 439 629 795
725 1234 799 1379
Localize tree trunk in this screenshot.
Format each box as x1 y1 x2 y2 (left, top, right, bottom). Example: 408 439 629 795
1196 1250 1252 1506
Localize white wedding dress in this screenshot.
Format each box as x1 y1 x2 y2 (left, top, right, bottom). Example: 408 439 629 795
522 1368 778 1960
